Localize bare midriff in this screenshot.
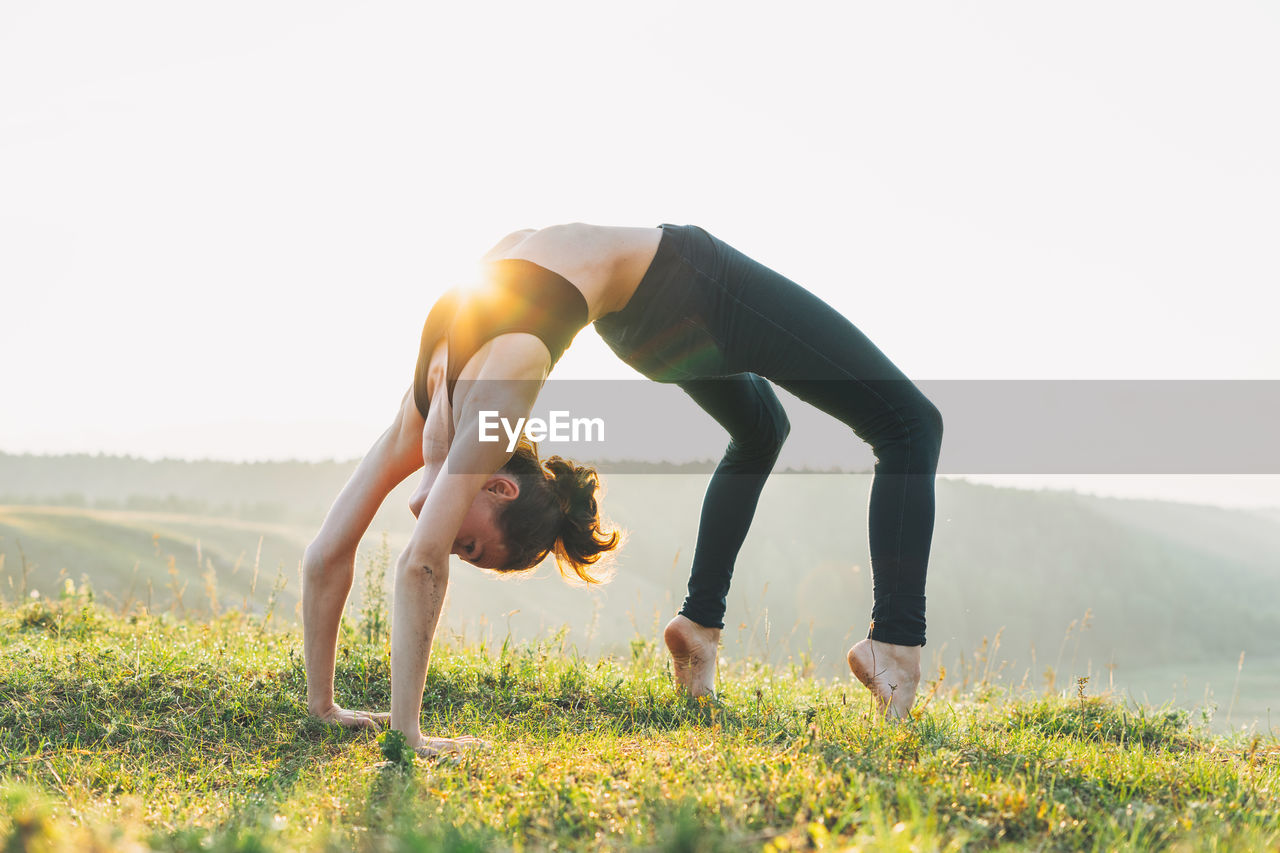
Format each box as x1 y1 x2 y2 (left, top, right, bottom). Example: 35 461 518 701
421 222 665 415
489 223 664 322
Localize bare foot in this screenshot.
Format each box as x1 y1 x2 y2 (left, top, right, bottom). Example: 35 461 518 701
663 615 721 698
847 638 922 722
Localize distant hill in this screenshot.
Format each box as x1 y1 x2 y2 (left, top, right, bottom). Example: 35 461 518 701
3 454 1279 701
0 451 849 522
0 452 360 524
0 505 312 617
1251 507 1280 526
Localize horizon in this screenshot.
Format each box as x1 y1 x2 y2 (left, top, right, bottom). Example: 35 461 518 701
3 447 1278 513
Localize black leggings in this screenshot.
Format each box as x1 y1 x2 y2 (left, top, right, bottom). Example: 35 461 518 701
593 224 942 646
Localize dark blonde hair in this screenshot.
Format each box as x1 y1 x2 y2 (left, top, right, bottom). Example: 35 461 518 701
493 435 621 583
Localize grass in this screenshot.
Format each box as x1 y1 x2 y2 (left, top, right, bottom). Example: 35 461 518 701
0 577 1277 852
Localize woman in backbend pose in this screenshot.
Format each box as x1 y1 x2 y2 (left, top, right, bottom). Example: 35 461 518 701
303 223 943 754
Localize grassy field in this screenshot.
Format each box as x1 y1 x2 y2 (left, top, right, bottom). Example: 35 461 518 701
0 504 315 617
1 577 1277 852
5 499 1278 743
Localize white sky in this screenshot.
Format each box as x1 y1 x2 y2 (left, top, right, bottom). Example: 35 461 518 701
2 2 1278 508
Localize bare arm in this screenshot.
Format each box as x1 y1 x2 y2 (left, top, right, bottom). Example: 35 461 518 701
407 356 454 517
389 350 545 748
303 388 424 723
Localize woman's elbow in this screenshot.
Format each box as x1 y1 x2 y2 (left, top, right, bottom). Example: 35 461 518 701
302 541 335 580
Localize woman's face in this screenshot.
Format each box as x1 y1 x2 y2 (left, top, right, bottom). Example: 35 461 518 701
451 478 517 569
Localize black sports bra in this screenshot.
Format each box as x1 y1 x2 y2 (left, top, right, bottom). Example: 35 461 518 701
413 258 590 418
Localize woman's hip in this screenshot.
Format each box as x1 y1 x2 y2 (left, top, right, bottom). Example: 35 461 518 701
592 223 916 387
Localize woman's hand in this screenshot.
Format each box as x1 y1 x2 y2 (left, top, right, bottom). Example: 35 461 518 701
414 735 488 758
313 704 391 732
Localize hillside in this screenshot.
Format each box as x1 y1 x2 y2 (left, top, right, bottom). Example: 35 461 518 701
2 453 1279 735
0 595 1276 851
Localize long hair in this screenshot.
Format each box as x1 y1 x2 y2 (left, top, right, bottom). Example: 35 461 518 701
493 435 622 583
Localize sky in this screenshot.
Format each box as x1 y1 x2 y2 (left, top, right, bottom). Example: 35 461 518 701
2 1 1278 508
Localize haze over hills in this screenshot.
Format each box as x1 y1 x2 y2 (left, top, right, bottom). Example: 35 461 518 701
2 452 1277 733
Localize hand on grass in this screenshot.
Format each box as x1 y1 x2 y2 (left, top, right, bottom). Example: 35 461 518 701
314 704 390 732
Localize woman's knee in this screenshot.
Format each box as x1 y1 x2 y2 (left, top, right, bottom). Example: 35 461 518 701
759 395 792 455
729 400 790 461
767 400 792 449
919 396 943 446
907 395 943 466
866 393 942 470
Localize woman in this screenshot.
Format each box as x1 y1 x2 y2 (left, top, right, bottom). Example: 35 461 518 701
303 222 943 754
